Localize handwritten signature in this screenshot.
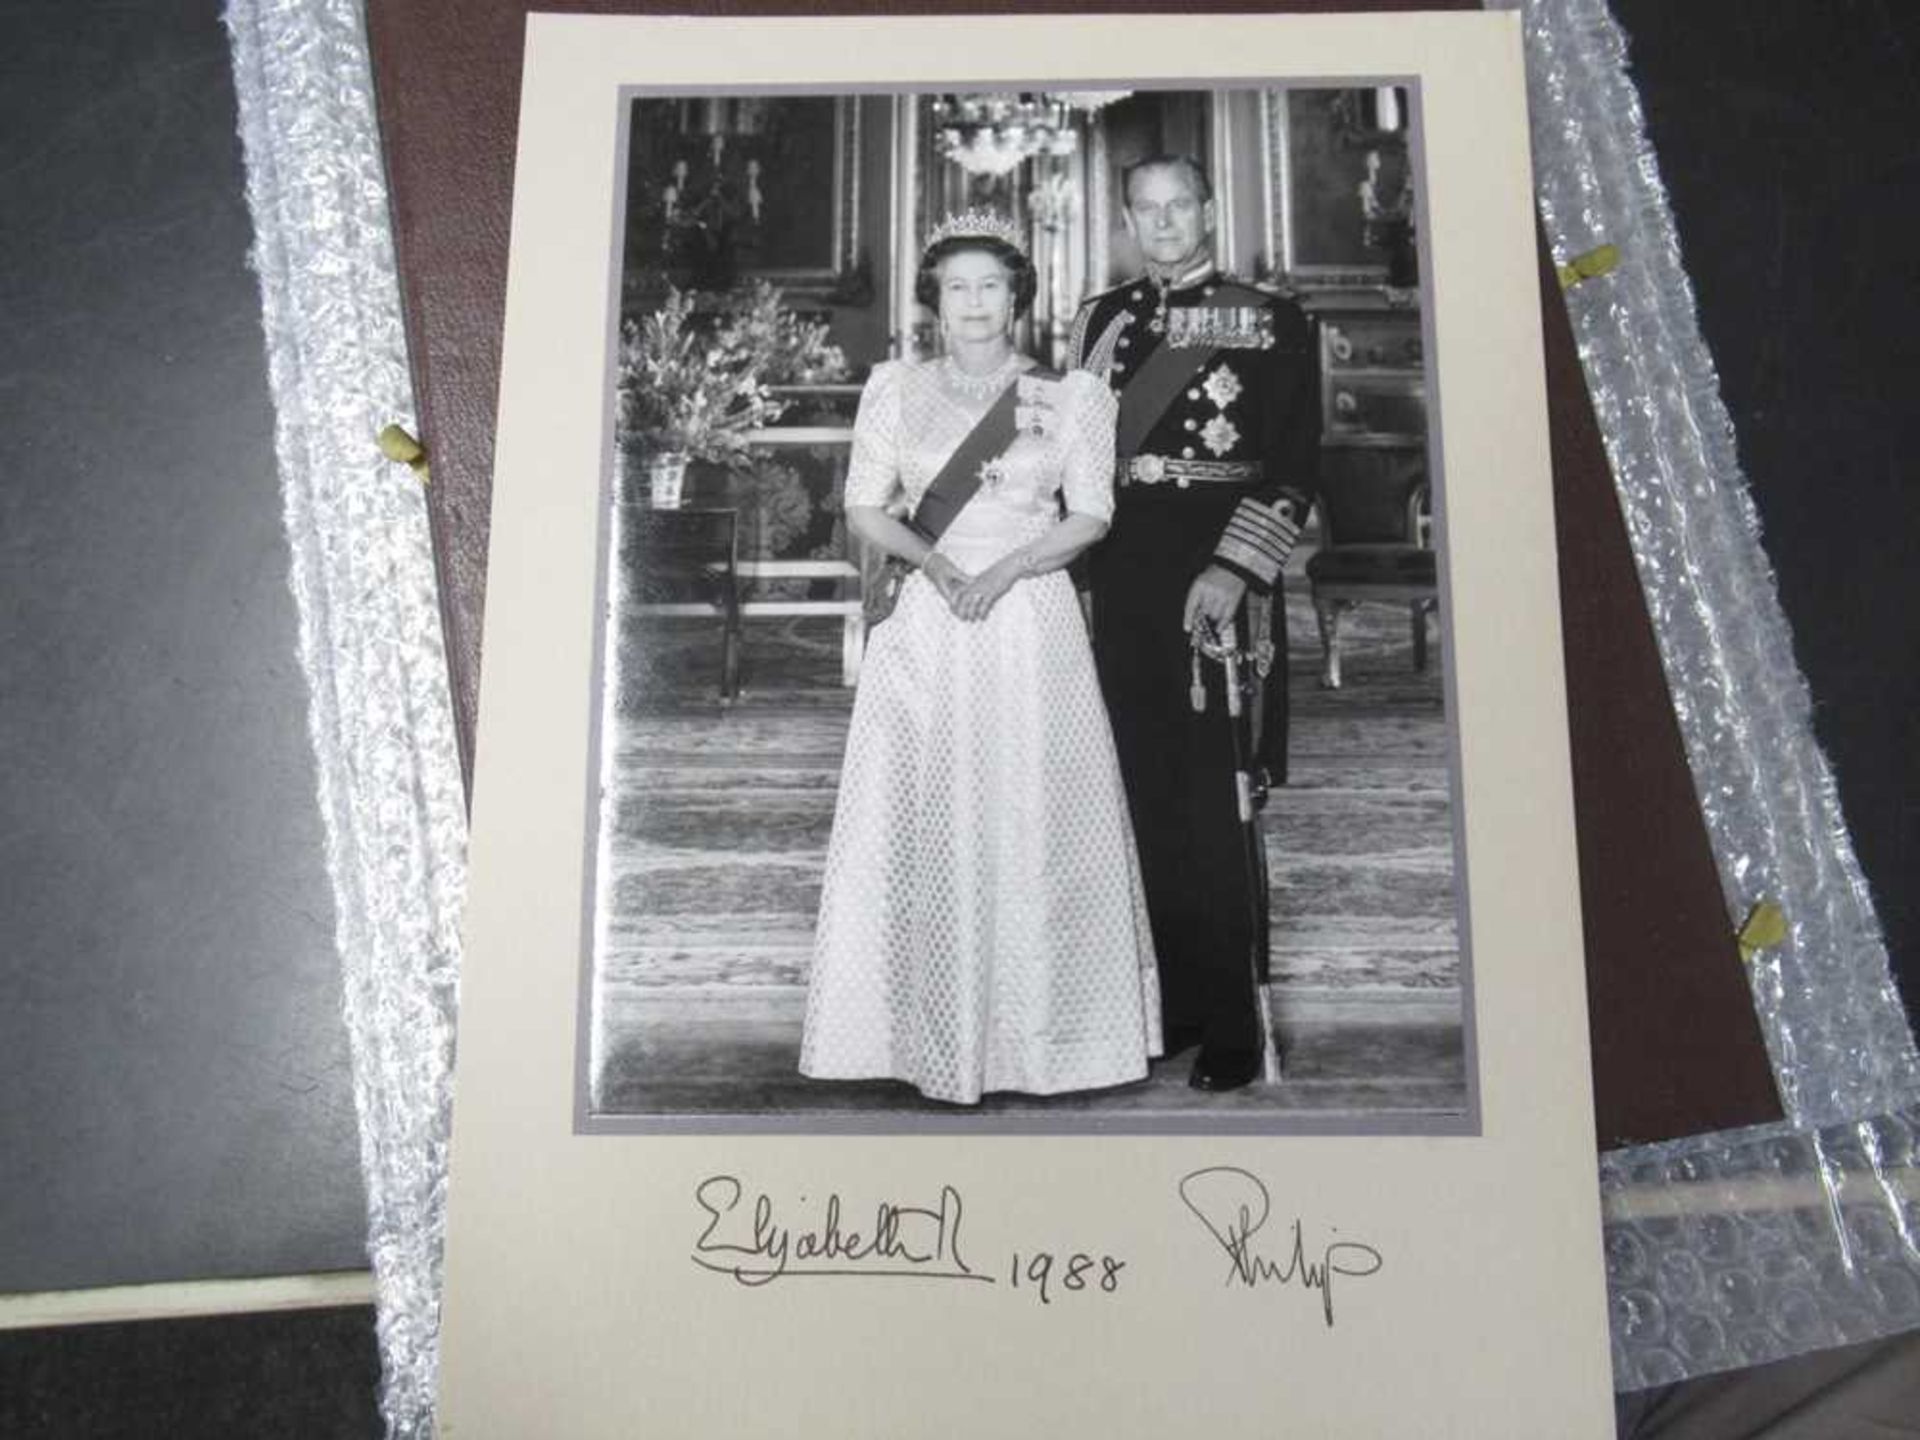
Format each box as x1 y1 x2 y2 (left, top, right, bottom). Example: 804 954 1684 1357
1177 1167 1383 1326
691 1175 986 1286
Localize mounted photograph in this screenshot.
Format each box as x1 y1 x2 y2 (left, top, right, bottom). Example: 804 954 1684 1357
585 83 1468 1130
440 17 1613 1438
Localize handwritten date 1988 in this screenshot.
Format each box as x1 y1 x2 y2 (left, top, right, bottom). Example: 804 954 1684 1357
1008 1250 1125 1305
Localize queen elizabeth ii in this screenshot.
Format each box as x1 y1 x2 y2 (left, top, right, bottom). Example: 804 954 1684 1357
799 211 1162 1105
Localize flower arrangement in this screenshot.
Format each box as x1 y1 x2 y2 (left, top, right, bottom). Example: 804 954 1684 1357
617 287 782 467
718 279 850 387
616 282 849 468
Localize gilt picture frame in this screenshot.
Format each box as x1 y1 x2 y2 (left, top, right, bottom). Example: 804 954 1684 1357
619 93 865 304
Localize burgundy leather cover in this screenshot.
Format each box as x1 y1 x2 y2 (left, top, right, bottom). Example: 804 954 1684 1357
364 0 1781 1147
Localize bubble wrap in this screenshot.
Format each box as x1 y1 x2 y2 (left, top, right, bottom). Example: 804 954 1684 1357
1493 0 1920 1391
224 1 467 1435
221 0 1918 1427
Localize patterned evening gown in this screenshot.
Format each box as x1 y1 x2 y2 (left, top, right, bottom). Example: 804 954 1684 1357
800 358 1162 1105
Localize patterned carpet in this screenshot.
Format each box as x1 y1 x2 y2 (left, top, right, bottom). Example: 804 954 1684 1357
592 564 1466 1123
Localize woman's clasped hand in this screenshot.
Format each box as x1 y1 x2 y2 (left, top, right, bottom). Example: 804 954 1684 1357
921 551 1022 622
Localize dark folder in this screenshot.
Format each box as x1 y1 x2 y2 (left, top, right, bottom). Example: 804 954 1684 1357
364 0 1781 1147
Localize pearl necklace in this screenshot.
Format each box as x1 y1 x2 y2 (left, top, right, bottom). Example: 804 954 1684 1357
939 353 1023 401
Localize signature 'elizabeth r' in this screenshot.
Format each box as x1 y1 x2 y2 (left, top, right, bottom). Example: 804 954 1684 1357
691 1175 984 1286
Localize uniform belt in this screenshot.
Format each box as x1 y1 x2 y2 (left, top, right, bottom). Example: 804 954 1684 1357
1120 454 1261 488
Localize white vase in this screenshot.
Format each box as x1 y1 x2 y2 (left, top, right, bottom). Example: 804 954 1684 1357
644 451 690 508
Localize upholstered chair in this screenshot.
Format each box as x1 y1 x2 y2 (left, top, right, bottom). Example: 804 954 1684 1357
1303 449 1438 689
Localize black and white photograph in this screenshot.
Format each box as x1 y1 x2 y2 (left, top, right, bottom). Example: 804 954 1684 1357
584 84 1468 1128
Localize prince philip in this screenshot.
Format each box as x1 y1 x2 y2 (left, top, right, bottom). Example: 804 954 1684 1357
1068 154 1321 1092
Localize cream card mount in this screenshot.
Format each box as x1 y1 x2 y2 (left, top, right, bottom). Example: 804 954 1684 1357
441 13 1612 1436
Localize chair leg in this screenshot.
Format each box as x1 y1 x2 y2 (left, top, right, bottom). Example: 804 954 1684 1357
1412 601 1429 672
719 594 742 705
1314 598 1346 689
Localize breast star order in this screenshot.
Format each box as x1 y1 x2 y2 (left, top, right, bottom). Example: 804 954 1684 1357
1200 415 1241 457
1203 364 1244 410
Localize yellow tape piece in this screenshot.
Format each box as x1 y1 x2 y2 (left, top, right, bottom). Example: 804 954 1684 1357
1737 900 1789 963
1558 243 1620 290
378 423 430 483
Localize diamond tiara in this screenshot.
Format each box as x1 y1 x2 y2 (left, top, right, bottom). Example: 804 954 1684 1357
925 209 1026 255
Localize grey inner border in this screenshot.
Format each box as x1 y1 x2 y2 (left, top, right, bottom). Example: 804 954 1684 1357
573 75 1481 1139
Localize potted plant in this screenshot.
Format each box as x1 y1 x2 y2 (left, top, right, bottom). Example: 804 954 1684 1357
615 287 789 507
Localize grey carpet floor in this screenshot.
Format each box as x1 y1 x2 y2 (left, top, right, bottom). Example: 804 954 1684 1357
593 569 1467 1126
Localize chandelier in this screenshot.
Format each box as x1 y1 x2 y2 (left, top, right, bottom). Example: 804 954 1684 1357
931 92 1131 177
1045 91 1132 114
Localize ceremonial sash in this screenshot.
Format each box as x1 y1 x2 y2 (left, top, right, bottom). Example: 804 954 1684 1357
865 365 1058 626
908 365 1059 541
1114 340 1218 459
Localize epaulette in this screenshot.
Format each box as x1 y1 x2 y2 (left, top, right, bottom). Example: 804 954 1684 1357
1077 277 1134 310
1213 275 1270 303
1249 274 1305 301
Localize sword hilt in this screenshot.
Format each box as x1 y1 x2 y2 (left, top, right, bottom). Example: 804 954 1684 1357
1191 618 1256 704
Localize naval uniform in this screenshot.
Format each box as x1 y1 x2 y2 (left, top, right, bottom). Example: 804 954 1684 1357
1067 260 1321 1060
